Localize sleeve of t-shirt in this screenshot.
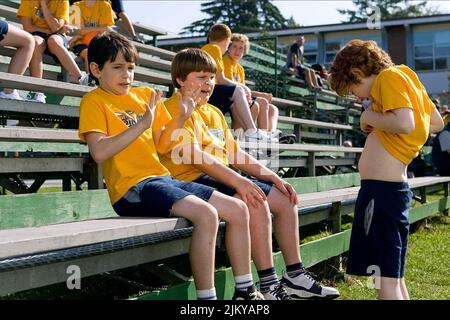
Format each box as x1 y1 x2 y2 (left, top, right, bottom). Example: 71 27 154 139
100 2 115 26
377 70 414 113
56 1 70 24
204 45 224 73
17 1 33 18
439 130 450 152
78 95 108 142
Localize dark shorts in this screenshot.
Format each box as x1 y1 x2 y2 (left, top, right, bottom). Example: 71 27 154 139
193 174 273 197
208 84 237 115
112 176 215 218
346 180 412 278
31 31 69 63
110 0 124 14
72 44 88 56
0 19 8 42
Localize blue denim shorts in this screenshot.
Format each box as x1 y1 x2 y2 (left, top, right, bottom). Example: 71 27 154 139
72 44 88 56
193 174 273 197
346 180 412 278
112 176 215 218
0 20 9 42
31 31 69 62
208 84 236 115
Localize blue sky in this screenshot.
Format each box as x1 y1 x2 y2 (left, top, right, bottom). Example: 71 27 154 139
123 0 450 35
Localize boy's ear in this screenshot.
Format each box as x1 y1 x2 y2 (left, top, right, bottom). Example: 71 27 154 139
175 77 185 88
90 62 101 79
350 68 364 79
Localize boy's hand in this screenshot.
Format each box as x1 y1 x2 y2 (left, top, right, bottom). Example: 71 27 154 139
360 111 373 133
140 89 162 131
234 177 267 209
178 82 201 121
273 178 298 205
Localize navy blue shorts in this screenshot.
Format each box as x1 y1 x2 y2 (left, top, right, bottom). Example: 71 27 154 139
110 0 124 14
72 44 88 56
193 174 273 197
0 20 8 42
346 180 412 278
208 84 236 115
112 176 215 218
31 31 69 62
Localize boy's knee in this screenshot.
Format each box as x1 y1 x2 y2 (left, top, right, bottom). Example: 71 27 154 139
269 104 278 114
47 36 63 50
256 97 269 108
231 198 250 224
198 205 219 228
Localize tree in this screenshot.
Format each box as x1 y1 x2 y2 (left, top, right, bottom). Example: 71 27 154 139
182 0 290 36
338 0 442 23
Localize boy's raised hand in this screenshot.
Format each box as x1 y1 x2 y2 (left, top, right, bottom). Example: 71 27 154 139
177 82 202 120
140 89 162 131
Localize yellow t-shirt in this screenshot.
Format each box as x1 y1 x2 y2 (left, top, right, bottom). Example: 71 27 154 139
370 65 433 165
17 0 69 30
160 93 239 182
202 43 224 84
71 0 115 28
223 55 245 84
79 87 172 204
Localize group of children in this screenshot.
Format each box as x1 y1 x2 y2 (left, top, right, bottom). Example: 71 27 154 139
1 2 444 300
0 0 139 104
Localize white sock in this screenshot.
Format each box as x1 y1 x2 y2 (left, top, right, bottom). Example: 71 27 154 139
235 273 254 291
197 288 217 300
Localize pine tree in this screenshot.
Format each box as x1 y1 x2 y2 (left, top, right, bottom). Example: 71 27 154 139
182 0 290 35
339 0 441 23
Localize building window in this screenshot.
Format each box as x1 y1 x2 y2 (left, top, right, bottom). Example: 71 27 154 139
414 29 450 71
303 41 318 65
324 35 381 67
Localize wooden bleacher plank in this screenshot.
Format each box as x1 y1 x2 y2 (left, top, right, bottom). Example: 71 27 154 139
278 116 352 131
0 4 17 22
0 141 88 153
0 157 85 174
0 98 79 120
0 126 80 142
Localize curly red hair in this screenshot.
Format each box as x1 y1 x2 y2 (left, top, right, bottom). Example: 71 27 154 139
329 39 394 96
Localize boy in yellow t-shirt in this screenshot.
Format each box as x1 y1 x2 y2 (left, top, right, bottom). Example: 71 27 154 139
224 33 283 139
79 32 262 301
69 0 115 72
161 48 340 300
202 24 271 142
330 39 444 300
17 0 88 103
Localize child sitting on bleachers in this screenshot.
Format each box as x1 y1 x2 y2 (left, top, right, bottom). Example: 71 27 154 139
79 31 263 301
161 47 341 300
17 0 90 103
223 33 281 139
202 24 271 142
69 0 115 72
0 20 34 103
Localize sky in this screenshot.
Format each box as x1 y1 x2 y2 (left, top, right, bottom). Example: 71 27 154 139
123 0 450 36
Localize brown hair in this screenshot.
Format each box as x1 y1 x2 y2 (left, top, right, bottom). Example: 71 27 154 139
329 39 394 96
231 33 250 55
171 48 217 88
207 24 232 43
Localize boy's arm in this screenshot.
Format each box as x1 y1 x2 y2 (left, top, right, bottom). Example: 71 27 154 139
429 106 444 134
85 107 151 164
216 71 237 86
360 108 415 134
230 149 298 205
40 0 65 33
20 16 51 34
178 143 266 207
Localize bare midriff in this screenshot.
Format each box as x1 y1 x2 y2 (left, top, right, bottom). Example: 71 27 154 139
358 131 408 182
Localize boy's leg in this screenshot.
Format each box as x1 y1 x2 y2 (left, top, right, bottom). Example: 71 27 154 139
1 25 34 76
400 278 409 300
268 104 279 132
208 191 251 277
30 35 46 78
256 97 270 130
377 277 404 300
250 100 259 123
170 195 219 291
118 12 136 38
46 35 82 80
230 86 258 132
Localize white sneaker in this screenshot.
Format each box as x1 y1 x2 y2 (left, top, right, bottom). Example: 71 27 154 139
33 92 46 104
0 90 24 101
78 72 91 86
262 282 291 300
244 129 272 142
281 270 340 299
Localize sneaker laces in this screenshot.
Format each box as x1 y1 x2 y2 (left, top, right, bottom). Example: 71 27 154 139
300 269 320 284
270 283 290 300
248 289 264 300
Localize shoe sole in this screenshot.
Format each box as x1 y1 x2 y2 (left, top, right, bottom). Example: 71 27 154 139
284 286 340 300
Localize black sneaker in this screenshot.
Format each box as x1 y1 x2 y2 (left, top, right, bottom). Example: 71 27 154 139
232 285 265 300
262 282 291 300
281 270 340 299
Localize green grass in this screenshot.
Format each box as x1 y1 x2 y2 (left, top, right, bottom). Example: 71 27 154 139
334 215 450 300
